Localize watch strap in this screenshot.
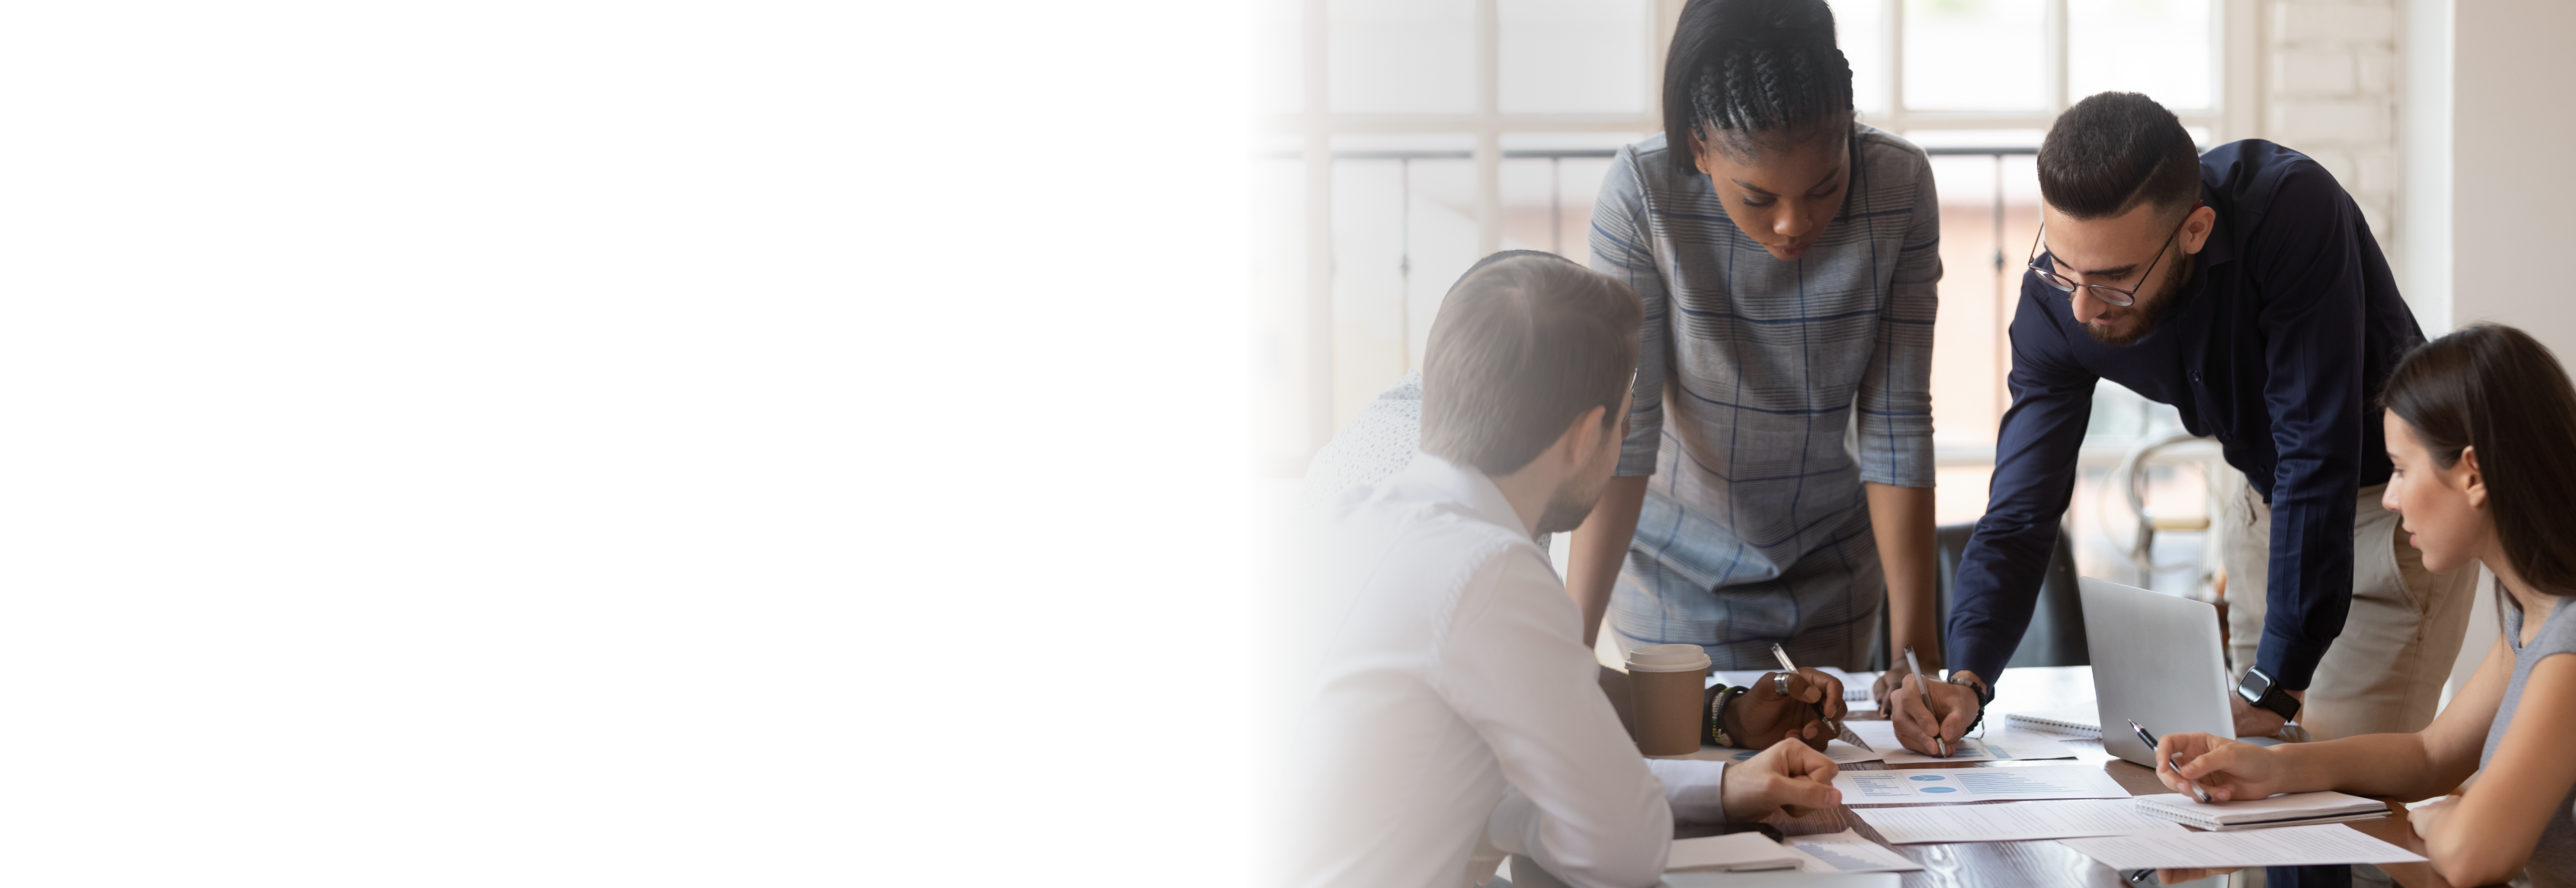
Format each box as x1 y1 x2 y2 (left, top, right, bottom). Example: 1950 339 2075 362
2254 685 2299 720
1945 672 1991 732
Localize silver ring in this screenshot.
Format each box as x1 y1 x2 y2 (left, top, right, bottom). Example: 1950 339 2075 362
1773 672 1791 697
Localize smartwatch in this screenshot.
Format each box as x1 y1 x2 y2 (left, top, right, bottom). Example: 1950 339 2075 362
2236 667 2300 721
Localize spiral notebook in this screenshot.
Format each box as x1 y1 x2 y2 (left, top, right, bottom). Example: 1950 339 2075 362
2131 791 2389 832
2003 707 2101 738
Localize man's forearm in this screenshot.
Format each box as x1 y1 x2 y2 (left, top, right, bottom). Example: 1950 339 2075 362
2254 492 2360 691
1568 475 1649 649
1867 482 1941 671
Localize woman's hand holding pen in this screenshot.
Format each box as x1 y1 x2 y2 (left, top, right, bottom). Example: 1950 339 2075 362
1886 672 1978 756
2153 733 2287 803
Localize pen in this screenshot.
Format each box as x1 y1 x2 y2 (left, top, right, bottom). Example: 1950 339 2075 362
1903 645 1950 758
1767 643 1873 752
2129 719 2212 804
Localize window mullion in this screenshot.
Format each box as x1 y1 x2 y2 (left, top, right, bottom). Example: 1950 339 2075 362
1302 0 1334 454
2046 0 2069 113
1884 0 1906 132
1474 0 1501 257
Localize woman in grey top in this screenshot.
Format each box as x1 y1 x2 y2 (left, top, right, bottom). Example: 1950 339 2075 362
2148 325 2576 888
1568 0 1944 693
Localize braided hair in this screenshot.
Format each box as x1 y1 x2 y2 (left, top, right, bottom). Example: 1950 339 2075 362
1662 0 1854 173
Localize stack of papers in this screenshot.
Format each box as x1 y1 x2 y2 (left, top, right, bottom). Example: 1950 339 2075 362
1666 830 1922 875
2131 791 2390 831
1841 721 2077 764
1834 765 2132 803
2059 824 2425 869
1854 799 2187 844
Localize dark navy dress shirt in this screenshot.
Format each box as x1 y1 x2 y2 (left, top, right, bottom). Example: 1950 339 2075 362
1946 140 2426 691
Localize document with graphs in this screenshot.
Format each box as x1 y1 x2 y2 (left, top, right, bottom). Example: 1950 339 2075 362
1832 765 2131 803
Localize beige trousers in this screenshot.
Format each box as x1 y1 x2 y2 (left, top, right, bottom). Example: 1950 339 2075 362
2219 482 2478 740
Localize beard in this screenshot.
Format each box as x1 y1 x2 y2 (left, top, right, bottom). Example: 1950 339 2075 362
2084 262 2192 347
1533 479 1603 536
1533 426 1622 535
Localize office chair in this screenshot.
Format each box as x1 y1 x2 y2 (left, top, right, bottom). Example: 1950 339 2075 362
1869 521 2089 671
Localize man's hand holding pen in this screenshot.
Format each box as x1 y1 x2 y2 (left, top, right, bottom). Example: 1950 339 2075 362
1886 668 1983 757
1729 668 1847 752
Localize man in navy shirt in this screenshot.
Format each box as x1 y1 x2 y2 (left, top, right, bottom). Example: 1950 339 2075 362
1886 93 2478 760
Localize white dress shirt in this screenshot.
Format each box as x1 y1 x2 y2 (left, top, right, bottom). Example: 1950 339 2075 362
1277 452 1727 888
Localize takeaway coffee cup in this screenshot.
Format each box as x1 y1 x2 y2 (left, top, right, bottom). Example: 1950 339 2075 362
1624 643 1713 755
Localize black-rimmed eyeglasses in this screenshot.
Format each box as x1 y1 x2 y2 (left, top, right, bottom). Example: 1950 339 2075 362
2024 203 2200 307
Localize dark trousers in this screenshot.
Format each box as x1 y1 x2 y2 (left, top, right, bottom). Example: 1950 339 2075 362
2267 865 2350 888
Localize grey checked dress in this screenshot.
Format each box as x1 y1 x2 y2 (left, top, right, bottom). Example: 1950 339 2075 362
1589 123 1938 671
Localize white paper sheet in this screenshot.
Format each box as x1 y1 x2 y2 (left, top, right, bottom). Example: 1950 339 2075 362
1834 765 2132 803
2056 824 2427 869
1666 832 1808 873
1781 829 1924 874
1841 721 2077 764
1710 668 1878 704
1693 739 1884 765
1854 799 2189 844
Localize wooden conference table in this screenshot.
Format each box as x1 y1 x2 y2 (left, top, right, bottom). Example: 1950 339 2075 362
1515 666 2464 888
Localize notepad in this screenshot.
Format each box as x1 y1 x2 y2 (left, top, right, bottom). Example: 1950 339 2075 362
2002 707 2101 738
2131 790 2390 831
2058 823 2425 869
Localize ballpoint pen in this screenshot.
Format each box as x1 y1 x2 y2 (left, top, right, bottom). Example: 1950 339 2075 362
2129 719 2212 803
1767 643 1873 752
1903 646 1950 758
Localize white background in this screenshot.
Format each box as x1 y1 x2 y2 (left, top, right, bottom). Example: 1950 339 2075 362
0 2 1246 883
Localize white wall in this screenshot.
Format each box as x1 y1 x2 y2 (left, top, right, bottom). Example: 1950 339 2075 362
2267 0 2403 248
2398 0 2451 332
2450 2 2576 357
2420 0 2576 707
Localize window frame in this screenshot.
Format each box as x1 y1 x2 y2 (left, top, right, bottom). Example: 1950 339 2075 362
1263 0 2259 456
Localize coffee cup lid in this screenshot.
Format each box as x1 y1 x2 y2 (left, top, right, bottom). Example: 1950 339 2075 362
1625 643 1711 672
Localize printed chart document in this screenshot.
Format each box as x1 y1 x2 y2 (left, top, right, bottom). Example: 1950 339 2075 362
1780 830 1923 874
2058 824 2427 869
1854 799 2187 844
1834 765 2131 803
1843 721 2077 764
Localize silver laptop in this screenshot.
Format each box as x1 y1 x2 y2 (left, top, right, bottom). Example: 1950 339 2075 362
2078 576 2238 767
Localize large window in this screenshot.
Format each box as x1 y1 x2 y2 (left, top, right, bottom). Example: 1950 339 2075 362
1255 1 2250 578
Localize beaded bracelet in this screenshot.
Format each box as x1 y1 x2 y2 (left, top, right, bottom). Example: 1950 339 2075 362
1706 684 1749 747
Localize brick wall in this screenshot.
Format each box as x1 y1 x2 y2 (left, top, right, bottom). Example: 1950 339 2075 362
2262 0 2402 252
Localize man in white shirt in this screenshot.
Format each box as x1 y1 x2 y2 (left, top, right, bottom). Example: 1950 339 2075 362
1277 254 1844 888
